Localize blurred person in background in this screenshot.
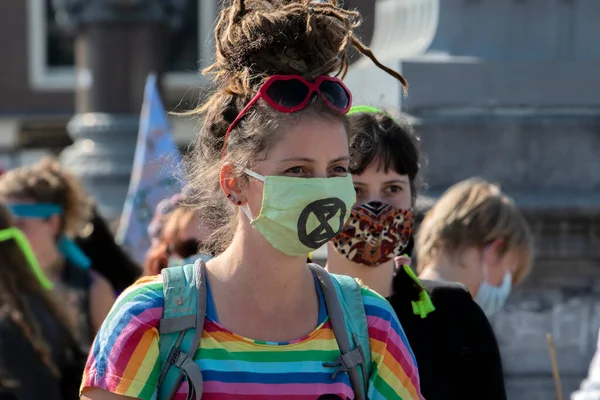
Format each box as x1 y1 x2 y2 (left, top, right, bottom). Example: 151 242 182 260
417 177 534 317
327 106 508 399
572 327 600 400
0 158 115 347
0 203 85 400
75 205 141 295
144 192 212 276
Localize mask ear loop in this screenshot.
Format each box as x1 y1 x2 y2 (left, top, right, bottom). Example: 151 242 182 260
0 227 54 290
239 168 266 223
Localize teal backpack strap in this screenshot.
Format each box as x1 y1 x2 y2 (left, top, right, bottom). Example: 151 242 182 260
157 261 206 400
308 264 370 400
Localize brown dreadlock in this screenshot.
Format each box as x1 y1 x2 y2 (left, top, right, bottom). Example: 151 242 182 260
184 0 407 253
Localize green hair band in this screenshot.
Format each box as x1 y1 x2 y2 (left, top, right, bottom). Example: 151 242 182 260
347 105 400 124
402 263 436 319
0 227 54 290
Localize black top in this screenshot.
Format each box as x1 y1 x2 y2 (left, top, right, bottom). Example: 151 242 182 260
0 294 85 400
388 272 507 400
60 261 94 348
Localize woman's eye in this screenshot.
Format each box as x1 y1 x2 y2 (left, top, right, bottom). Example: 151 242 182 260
387 185 403 193
285 166 305 175
354 187 363 196
332 166 348 175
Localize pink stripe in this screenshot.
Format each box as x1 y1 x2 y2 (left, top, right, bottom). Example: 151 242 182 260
96 306 162 378
367 315 420 390
202 381 354 397
131 305 162 326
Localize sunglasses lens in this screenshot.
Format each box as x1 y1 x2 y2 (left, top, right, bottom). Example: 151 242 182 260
265 79 310 108
319 80 350 110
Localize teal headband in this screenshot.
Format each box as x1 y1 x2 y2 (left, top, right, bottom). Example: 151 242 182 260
7 203 63 219
347 105 400 124
8 203 91 270
0 227 53 290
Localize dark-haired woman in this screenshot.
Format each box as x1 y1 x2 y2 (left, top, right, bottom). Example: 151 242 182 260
0 203 85 400
81 1 423 399
327 106 508 399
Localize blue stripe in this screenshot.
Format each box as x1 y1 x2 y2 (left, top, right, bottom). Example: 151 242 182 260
365 299 418 367
92 284 164 379
200 370 351 385
199 359 337 374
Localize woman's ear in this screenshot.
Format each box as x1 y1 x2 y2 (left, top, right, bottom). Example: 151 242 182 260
485 238 505 270
219 162 246 205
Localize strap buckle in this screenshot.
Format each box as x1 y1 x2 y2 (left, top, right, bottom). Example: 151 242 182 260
323 347 365 380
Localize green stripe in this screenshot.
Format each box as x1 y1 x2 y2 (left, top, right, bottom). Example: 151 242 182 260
137 359 161 400
370 363 403 399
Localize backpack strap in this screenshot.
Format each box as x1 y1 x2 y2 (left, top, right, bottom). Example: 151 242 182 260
308 264 370 400
157 261 206 400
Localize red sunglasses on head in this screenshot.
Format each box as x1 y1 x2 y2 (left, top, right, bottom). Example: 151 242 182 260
222 74 353 157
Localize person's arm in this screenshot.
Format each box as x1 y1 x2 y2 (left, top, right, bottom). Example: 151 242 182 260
81 276 163 400
0 319 64 400
362 288 424 400
89 273 116 334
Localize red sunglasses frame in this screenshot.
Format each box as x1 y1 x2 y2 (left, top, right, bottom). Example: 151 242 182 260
222 74 353 158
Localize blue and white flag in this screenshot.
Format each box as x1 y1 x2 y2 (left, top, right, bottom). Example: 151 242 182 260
116 73 183 265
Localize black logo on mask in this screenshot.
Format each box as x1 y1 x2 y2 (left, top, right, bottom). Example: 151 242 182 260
297 198 346 249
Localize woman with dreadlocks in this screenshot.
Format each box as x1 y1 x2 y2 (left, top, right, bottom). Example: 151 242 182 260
81 1 423 399
0 203 85 400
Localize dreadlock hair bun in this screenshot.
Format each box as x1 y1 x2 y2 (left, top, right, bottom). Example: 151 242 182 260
183 0 407 254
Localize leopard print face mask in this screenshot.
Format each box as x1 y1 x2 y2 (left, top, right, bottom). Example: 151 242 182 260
331 201 414 267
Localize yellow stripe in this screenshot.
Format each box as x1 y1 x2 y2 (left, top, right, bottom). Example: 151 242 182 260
115 330 155 393
130 336 160 393
199 329 340 352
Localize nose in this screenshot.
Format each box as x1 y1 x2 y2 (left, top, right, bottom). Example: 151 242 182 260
366 193 384 203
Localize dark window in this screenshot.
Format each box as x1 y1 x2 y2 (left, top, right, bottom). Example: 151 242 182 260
46 0 74 67
45 0 200 73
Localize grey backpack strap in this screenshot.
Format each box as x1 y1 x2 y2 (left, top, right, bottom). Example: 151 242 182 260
158 261 207 400
308 264 367 400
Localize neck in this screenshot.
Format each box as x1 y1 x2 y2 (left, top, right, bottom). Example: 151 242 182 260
42 246 64 281
326 242 394 297
418 252 480 297
208 220 311 313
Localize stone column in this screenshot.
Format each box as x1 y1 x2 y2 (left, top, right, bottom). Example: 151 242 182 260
52 0 189 219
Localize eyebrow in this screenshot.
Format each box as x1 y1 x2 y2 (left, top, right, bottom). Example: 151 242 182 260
354 178 409 186
278 156 350 163
384 178 409 184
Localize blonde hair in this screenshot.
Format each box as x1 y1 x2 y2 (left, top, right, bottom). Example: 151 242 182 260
0 157 90 237
416 177 533 284
161 206 197 243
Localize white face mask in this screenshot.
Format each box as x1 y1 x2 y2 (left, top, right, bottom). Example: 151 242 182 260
474 248 512 317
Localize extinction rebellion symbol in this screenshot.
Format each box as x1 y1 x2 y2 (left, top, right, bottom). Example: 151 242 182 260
297 197 347 249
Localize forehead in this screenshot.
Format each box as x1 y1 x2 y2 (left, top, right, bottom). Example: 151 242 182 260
266 116 348 159
352 160 408 183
